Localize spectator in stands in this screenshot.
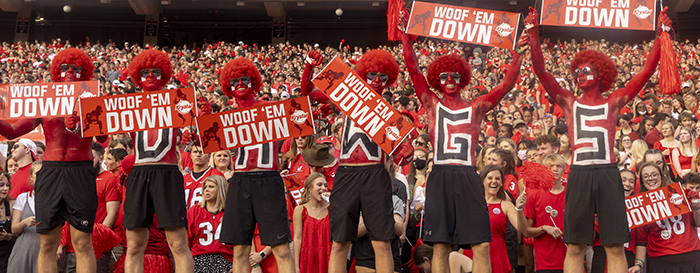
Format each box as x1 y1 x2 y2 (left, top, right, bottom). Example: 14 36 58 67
631 163 700 273
535 134 560 160
104 148 128 176
8 161 41 273
293 173 331 273
516 154 567 272
209 150 233 180
0 171 13 272
187 175 232 273
653 122 679 163
8 139 36 199
412 244 473 273
5 157 18 175
644 113 669 148
184 145 223 209
671 127 696 178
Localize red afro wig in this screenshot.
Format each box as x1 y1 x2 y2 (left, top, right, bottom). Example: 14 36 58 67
355 50 399 87
427 54 471 92
570 50 617 92
50 48 94 82
220 58 262 97
128 49 173 88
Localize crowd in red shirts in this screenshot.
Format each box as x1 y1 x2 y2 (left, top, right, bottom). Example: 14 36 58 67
0 31 699 273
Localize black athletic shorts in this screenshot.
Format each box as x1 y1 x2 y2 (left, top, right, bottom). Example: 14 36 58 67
220 171 291 246
564 163 630 245
35 161 97 234
123 165 187 229
422 165 491 248
330 164 394 243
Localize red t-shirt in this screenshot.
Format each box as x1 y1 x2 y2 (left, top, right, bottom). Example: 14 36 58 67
9 164 31 199
95 171 121 224
636 214 700 258
186 206 233 262
184 167 224 208
505 174 518 198
524 188 567 271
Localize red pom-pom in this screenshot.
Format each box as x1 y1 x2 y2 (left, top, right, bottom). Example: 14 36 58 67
121 154 135 174
521 161 555 191
61 223 120 258
387 0 406 41
659 31 680 95
112 253 172 273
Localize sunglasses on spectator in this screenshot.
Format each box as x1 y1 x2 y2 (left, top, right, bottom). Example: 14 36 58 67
439 72 461 81
573 67 595 77
230 76 251 87
60 64 82 73
367 72 389 83
532 125 542 129
140 68 162 78
415 141 426 146
496 115 503 118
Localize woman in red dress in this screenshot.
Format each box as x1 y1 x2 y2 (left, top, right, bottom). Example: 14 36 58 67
672 127 696 178
479 165 522 273
292 172 331 273
652 122 679 164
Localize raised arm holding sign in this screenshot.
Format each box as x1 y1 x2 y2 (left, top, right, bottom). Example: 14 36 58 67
302 49 413 273
121 49 194 273
0 48 103 273
400 24 527 273
525 7 671 273
213 57 296 273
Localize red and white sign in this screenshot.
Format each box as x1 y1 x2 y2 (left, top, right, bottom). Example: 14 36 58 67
194 96 316 154
405 1 521 49
283 174 304 205
0 81 99 119
312 56 414 155
78 87 198 137
540 0 657 31
626 183 692 229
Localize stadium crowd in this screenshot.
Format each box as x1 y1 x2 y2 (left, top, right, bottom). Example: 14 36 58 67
0 13 699 273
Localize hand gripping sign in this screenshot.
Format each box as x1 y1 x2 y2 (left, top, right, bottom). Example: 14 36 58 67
312 56 414 155
540 0 656 31
78 87 198 137
195 96 316 154
405 1 521 50
0 81 100 119
626 183 692 229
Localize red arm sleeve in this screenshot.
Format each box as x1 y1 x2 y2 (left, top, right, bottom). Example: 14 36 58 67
401 33 437 109
301 60 331 105
608 38 661 108
0 119 42 140
528 27 576 109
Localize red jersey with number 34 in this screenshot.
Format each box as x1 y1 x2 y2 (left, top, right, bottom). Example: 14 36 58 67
564 101 618 166
186 205 233 262
636 214 700 258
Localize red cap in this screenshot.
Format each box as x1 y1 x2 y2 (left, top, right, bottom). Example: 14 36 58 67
631 117 643 123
